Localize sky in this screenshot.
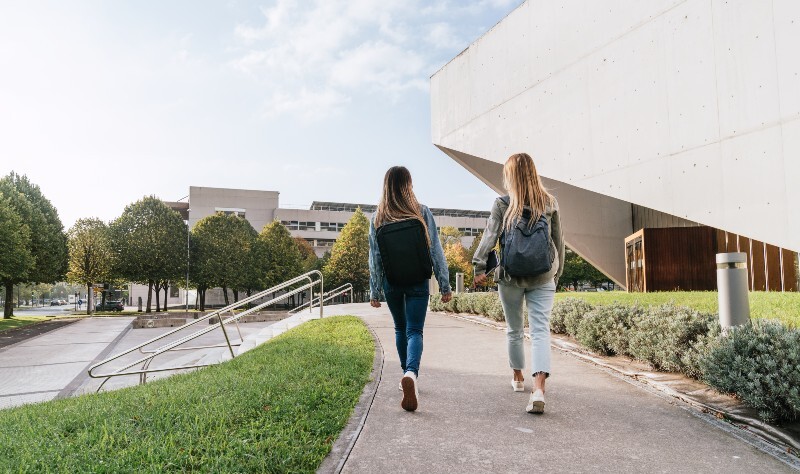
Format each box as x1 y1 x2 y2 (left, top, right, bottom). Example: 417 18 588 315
0 0 522 230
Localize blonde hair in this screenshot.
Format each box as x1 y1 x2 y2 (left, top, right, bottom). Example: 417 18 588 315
502 153 554 231
375 166 430 245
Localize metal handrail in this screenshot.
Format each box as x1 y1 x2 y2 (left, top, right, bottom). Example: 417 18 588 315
88 270 324 385
288 283 353 314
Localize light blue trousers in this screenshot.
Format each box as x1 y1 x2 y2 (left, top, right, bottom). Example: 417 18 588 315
498 280 556 376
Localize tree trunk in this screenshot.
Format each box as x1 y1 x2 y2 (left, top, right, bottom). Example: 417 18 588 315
164 283 169 312
155 285 161 312
146 280 153 313
233 289 239 303
101 287 107 310
3 282 13 319
222 286 230 306
200 288 206 312
87 283 93 315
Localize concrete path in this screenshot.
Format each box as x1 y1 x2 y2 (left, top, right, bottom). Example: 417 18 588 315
0 316 279 408
0 317 133 409
324 303 793 473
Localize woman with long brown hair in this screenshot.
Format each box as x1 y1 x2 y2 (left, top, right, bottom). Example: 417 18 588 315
473 153 564 414
369 166 452 412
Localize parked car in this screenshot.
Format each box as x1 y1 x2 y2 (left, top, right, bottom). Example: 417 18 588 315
95 301 124 312
50 300 59 306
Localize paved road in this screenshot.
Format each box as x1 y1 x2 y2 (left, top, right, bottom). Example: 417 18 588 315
9 305 74 317
324 303 792 473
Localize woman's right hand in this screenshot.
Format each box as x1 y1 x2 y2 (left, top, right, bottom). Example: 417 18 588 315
370 299 381 308
474 273 487 285
441 292 452 303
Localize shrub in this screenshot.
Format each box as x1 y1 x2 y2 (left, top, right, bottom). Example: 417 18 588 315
428 293 443 312
681 318 721 379
486 296 506 322
627 305 717 373
576 303 640 356
551 298 594 335
702 321 800 423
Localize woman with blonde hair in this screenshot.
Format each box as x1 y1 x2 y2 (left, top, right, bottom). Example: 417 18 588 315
473 153 564 414
369 166 452 412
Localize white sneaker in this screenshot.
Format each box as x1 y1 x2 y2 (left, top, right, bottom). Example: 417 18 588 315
398 381 403 391
511 379 525 392
526 389 545 414
400 372 419 412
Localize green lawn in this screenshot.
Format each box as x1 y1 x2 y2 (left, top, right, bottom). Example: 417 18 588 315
0 316 49 332
555 291 800 327
0 316 374 473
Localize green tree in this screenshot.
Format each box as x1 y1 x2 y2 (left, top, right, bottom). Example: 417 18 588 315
188 213 257 309
110 196 187 313
294 237 318 273
323 208 369 298
66 218 114 315
558 248 611 290
0 193 34 317
259 221 303 291
0 173 68 318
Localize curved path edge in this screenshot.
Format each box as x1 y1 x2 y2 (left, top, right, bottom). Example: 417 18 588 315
317 317 385 474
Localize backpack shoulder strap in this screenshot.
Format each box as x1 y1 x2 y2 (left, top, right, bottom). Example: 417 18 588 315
498 195 510 206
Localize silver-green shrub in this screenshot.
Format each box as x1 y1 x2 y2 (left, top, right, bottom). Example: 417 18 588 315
551 298 594 334
627 304 717 374
702 321 800 423
576 303 640 355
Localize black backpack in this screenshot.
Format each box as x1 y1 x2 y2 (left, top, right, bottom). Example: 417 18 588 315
498 196 554 277
376 219 433 286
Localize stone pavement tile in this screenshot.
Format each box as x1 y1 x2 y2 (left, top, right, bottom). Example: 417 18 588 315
322 304 790 473
0 362 89 396
0 391 59 409
0 343 108 367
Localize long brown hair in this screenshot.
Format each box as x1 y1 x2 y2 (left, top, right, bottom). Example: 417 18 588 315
375 166 430 244
502 153 554 231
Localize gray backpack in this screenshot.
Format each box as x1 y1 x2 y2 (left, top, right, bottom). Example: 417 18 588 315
498 196 554 277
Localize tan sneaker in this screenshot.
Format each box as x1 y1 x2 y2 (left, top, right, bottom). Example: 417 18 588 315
526 389 545 414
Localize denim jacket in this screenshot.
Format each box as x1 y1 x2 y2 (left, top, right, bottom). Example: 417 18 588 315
369 205 452 301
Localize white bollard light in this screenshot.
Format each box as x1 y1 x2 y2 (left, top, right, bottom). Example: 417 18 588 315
716 252 750 330
455 272 464 294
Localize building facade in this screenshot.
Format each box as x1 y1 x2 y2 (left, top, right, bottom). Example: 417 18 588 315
431 0 799 291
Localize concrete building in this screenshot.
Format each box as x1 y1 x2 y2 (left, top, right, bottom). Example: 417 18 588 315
129 186 489 309
431 0 799 291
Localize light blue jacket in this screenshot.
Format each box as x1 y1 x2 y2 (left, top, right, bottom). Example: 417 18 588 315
368 205 452 301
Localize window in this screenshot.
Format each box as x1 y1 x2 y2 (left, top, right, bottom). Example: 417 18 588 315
281 221 300 230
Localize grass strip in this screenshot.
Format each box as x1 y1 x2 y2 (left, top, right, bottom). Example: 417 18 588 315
0 315 374 473
554 291 800 327
0 316 50 333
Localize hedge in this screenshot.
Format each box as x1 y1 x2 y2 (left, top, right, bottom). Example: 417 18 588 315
429 292 798 423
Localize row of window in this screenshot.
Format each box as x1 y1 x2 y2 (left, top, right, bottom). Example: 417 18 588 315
281 221 347 232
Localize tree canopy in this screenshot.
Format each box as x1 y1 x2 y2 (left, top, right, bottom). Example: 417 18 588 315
323 208 369 295
443 240 473 289
558 248 611 290
109 196 187 312
0 173 67 318
0 193 34 315
258 221 303 291
66 218 114 315
189 213 257 308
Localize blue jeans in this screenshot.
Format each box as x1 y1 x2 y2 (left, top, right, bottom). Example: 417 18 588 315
498 280 556 376
383 280 430 376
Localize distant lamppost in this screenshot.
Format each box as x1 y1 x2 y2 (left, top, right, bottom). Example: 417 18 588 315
186 211 191 312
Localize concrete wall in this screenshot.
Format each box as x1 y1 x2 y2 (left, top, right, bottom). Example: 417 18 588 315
432 0 800 285
188 186 280 233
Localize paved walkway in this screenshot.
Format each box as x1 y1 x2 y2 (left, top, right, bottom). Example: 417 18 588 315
0 316 277 409
324 304 793 473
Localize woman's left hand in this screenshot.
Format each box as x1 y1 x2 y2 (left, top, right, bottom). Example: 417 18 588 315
370 299 381 308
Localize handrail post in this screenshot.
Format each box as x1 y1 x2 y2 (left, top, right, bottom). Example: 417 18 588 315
309 286 314 314
218 315 236 359
319 274 324 318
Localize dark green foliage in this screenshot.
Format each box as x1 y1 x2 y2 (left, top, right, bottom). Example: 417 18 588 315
259 221 303 290
0 316 374 472
627 305 718 374
324 209 369 294
702 321 800 423
550 297 594 334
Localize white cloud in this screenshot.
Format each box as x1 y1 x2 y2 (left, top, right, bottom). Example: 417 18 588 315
230 0 521 121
